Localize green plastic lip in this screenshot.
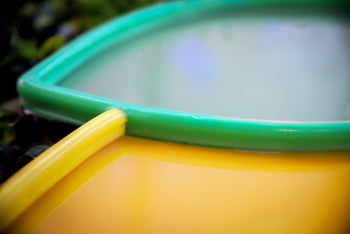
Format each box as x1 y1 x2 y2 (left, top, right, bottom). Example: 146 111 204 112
17 0 350 152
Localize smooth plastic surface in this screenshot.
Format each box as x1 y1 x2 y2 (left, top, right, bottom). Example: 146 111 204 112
1 109 349 233
3 133 350 233
0 109 126 231
17 0 350 152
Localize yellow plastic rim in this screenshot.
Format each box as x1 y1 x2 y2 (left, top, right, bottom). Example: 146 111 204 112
0 109 126 231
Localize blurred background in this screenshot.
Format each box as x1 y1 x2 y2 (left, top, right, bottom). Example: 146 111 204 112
0 0 168 184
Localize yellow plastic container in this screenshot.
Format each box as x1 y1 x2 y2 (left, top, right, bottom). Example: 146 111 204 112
1 109 350 233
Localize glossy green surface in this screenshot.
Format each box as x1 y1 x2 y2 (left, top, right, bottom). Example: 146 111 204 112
17 0 350 151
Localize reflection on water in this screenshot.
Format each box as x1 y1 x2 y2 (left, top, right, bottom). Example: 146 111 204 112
60 13 350 121
171 37 215 92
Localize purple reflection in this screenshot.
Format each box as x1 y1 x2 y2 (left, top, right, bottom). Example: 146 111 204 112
171 37 214 90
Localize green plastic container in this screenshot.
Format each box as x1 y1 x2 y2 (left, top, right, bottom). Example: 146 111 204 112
17 0 350 152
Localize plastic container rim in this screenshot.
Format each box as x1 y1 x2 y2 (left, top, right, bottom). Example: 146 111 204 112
17 0 350 152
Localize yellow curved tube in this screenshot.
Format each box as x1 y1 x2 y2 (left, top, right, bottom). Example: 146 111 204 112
0 109 126 231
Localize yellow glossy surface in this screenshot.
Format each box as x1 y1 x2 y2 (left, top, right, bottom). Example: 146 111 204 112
0 109 126 231
6 136 350 233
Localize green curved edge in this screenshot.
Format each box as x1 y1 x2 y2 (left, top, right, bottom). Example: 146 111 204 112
17 0 350 152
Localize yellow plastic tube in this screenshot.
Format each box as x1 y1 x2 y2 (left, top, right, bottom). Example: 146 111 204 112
0 109 126 231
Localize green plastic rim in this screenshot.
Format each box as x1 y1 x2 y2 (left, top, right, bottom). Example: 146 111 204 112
17 0 350 152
